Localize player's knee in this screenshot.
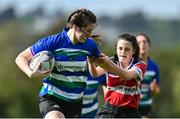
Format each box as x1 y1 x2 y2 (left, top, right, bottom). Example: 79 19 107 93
44 110 65 119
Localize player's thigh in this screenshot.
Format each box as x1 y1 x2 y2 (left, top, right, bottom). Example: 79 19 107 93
62 99 82 118
38 95 63 118
38 94 82 118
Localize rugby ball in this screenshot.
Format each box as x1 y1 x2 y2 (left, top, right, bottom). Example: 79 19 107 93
29 51 55 71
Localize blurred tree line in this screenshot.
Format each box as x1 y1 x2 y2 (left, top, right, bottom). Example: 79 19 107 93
0 6 180 117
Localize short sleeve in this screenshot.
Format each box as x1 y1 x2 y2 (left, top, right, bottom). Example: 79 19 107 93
154 63 160 84
30 34 59 56
87 39 101 59
131 61 147 81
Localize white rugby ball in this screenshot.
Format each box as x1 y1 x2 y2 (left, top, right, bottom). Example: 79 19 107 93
29 51 55 71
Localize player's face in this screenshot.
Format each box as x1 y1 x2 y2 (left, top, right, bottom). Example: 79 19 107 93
75 23 96 43
116 39 135 66
136 35 150 56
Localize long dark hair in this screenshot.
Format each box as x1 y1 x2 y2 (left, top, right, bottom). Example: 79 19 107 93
114 33 140 61
67 8 97 29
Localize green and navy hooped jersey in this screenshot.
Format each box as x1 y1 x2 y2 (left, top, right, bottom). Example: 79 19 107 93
81 72 106 118
139 59 160 106
30 28 100 102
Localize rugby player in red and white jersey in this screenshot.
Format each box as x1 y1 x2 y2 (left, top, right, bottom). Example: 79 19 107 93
88 33 146 118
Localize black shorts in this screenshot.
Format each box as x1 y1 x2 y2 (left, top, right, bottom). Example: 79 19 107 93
138 105 152 117
96 103 140 118
38 94 82 118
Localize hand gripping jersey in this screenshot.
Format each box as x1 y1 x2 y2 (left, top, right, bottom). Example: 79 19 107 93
30 28 100 102
81 72 106 118
105 57 146 108
139 58 160 107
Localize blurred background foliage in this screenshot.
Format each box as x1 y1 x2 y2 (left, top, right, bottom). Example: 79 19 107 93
0 5 180 118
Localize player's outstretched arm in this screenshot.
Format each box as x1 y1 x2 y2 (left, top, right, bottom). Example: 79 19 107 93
96 55 139 80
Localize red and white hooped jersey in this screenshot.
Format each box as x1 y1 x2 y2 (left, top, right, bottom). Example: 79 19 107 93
104 57 146 109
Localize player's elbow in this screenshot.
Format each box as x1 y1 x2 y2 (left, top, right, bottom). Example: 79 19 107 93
90 72 99 78
15 55 20 66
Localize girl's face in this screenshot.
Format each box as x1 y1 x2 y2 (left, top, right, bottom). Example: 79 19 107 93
136 35 150 56
116 39 135 66
75 23 96 43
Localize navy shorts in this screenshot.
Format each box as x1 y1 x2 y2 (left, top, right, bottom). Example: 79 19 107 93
38 94 82 118
96 103 140 118
138 105 152 117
